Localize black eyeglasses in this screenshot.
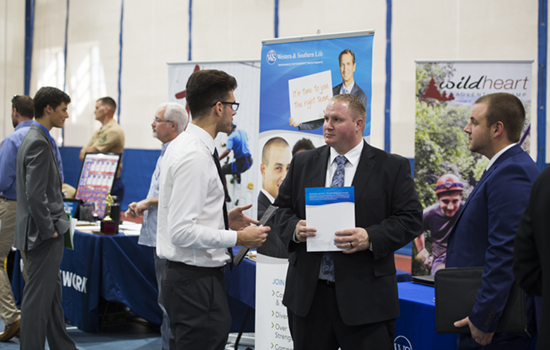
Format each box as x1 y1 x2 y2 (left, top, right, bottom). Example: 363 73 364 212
212 101 240 112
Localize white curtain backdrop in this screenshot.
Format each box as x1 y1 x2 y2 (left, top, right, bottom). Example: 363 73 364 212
0 0 540 157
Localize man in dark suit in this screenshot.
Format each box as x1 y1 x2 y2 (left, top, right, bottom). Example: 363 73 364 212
15 87 77 350
514 166 550 349
274 93 423 349
446 93 539 349
293 49 368 131
257 137 291 258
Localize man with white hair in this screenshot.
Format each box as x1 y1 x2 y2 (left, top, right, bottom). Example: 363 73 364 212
125 102 188 350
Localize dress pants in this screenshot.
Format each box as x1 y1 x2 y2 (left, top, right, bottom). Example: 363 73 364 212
161 261 231 350
154 252 170 350
21 234 76 350
288 281 395 350
457 331 534 349
0 199 24 325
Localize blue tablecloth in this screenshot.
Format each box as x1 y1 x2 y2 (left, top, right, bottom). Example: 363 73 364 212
12 230 162 333
225 247 257 309
395 282 457 349
223 248 414 333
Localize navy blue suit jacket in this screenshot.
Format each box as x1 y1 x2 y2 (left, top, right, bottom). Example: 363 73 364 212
447 144 539 333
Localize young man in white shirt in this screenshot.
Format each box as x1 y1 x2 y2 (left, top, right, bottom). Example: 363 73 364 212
157 69 270 350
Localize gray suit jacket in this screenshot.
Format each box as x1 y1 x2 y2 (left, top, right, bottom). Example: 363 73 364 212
15 124 69 251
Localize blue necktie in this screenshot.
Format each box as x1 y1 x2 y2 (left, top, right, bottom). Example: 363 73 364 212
320 155 347 282
49 138 64 183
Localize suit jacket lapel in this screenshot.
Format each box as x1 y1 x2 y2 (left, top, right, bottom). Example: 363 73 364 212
305 142 375 195
352 141 376 197
35 124 62 188
306 145 330 188
453 144 523 226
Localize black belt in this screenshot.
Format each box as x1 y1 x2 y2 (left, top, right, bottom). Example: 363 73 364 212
166 260 226 274
318 279 335 287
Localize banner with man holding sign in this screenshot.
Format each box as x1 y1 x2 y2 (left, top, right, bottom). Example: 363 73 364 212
256 31 374 350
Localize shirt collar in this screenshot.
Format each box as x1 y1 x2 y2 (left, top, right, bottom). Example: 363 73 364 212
161 140 172 156
32 121 51 137
15 120 33 131
486 143 516 171
187 123 216 154
101 119 116 129
329 140 363 167
341 81 355 93
261 188 275 203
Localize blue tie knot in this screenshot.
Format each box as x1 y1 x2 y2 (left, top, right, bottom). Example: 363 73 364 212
335 155 347 167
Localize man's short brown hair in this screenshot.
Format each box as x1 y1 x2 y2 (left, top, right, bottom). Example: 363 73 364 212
185 70 237 121
97 97 117 112
475 93 525 143
34 87 71 119
338 49 356 65
331 94 366 123
11 95 34 119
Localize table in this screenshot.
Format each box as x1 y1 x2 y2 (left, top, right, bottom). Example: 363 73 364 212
223 249 413 334
12 230 162 332
395 282 457 349
224 250 413 309
225 247 257 308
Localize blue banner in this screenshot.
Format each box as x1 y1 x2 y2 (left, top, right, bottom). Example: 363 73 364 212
260 33 374 136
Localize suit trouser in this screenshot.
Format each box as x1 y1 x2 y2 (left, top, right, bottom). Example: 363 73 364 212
0 199 24 325
457 332 534 349
161 260 231 350
153 252 170 350
288 281 395 350
21 234 76 350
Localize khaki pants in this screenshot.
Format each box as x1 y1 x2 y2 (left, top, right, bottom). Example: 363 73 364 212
0 198 28 325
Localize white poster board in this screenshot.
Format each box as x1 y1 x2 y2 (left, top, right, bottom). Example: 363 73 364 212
167 60 261 214
255 254 292 350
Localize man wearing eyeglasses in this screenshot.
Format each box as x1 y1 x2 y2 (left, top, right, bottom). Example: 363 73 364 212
79 97 125 201
0 95 34 342
157 69 270 350
219 123 253 202
125 102 188 350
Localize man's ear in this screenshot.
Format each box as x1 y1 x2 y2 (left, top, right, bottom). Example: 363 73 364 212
355 116 364 132
260 162 267 177
212 101 223 116
492 121 505 138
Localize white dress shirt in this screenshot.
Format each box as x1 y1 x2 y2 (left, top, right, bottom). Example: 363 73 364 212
340 81 355 95
156 123 237 267
485 143 517 171
260 188 275 203
325 140 364 187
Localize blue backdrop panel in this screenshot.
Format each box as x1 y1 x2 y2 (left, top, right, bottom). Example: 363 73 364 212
60 146 160 210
